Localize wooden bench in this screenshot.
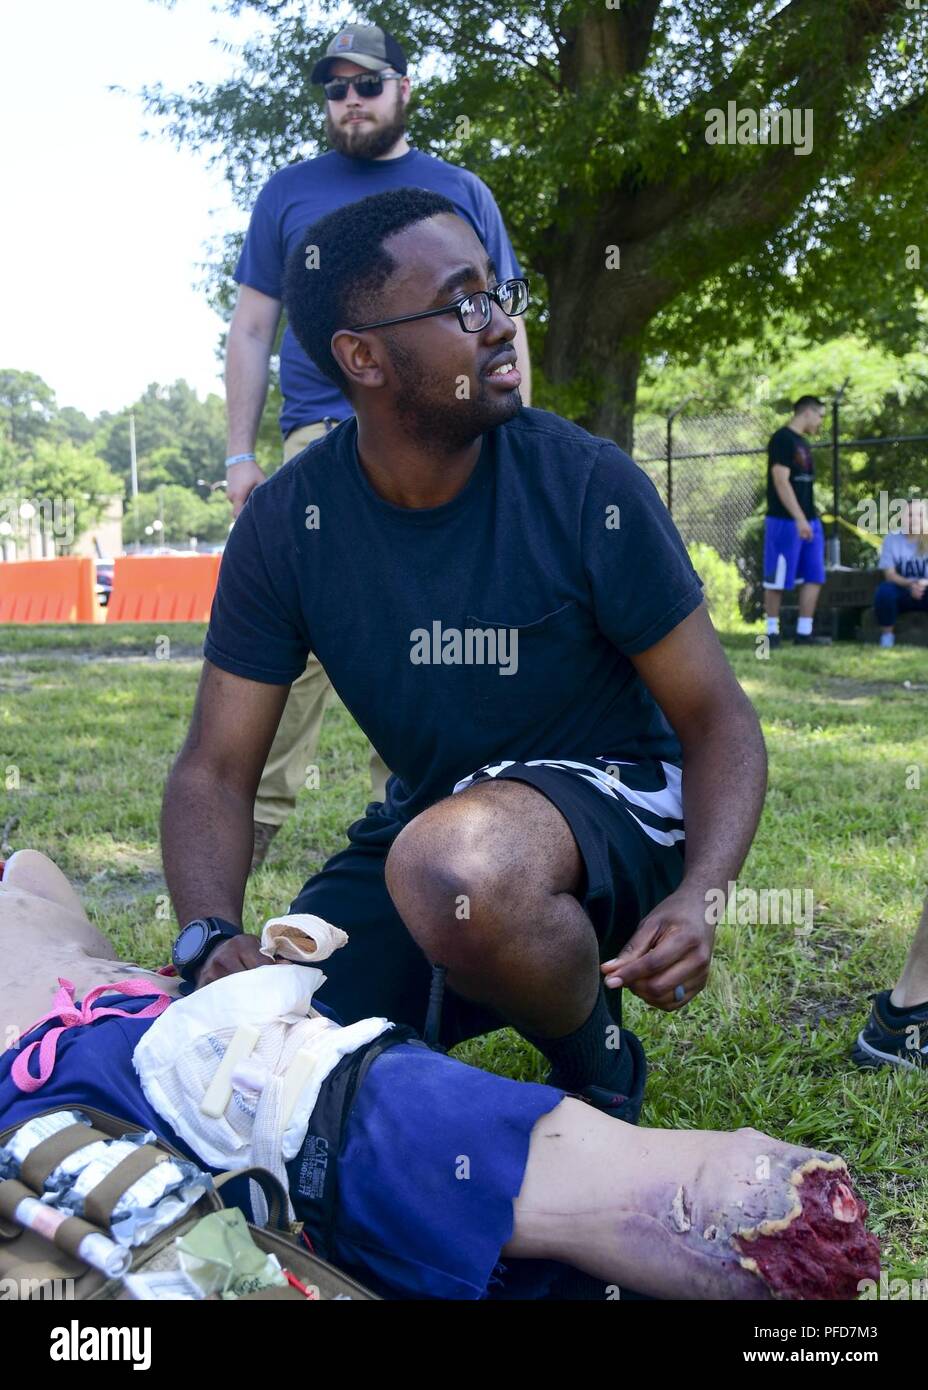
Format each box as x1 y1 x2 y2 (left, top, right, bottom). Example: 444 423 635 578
777 569 928 644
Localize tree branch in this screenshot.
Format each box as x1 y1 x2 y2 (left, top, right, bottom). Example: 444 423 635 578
613 0 907 247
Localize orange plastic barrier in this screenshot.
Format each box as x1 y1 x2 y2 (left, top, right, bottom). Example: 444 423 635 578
0 557 97 623
107 554 222 623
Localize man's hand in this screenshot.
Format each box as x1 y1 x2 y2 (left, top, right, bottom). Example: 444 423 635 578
226 459 267 518
910 579 926 601
600 886 716 1011
796 517 813 541
195 932 269 988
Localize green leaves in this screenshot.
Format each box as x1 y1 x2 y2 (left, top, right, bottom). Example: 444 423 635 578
131 0 927 443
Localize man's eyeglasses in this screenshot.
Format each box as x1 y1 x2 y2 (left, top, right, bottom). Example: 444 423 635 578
323 72 401 102
348 278 530 335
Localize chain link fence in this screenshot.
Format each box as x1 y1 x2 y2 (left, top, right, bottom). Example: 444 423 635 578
633 402 928 618
634 408 775 563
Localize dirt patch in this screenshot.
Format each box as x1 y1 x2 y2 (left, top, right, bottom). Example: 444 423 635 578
781 924 858 1029
783 992 859 1030
0 647 204 665
73 865 167 910
822 677 924 700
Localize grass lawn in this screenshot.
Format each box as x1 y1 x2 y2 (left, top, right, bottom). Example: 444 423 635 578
1 621 925 1282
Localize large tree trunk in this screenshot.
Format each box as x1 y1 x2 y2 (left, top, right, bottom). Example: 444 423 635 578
583 348 641 453
540 210 656 452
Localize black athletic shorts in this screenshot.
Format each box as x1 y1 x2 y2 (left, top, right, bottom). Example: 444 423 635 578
290 755 686 1048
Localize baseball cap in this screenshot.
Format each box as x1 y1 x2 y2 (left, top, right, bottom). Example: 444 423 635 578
310 23 408 86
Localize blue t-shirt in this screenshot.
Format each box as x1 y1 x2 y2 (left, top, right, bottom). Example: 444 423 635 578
0 993 340 1150
234 148 524 438
0 996 189 1147
204 407 705 824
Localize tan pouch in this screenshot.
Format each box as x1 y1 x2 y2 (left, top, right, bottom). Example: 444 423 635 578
0 1105 377 1300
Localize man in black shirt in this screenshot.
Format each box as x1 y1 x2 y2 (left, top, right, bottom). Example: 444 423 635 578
162 188 768 1119
763 395 831 646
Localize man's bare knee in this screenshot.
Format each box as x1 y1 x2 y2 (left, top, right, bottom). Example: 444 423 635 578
385 796 510 924
385 782 582 955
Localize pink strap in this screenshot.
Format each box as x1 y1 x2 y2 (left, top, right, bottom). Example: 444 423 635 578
11 977 173 1094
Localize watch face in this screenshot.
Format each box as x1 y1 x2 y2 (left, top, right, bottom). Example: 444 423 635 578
174 919 210 968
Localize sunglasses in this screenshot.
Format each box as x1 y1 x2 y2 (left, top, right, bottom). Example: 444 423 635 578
323 72 401 102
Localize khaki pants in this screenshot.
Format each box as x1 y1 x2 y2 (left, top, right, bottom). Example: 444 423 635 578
253 421 391 826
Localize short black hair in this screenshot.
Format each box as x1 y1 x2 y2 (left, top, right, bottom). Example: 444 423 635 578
793 394 825 415
283 187 458 397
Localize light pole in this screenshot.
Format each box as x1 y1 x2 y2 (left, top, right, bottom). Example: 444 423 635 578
129 411 139 547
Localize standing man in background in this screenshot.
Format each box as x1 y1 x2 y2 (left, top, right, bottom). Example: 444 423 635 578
762 395 832 648
223 23 532 867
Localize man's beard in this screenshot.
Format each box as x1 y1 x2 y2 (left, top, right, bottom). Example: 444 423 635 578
326 89 407 160
385 333 521 452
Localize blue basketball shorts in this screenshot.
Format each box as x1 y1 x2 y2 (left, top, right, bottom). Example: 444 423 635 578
763 515 826 589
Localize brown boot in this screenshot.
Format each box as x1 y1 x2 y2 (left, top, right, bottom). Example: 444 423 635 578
251 820 281 872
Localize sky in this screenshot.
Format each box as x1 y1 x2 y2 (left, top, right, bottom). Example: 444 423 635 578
0 0 295 419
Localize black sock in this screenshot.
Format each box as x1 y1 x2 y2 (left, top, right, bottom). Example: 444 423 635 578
522 986 626 1092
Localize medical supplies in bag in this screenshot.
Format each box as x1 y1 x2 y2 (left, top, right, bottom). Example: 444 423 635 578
0 1108 91 1180
0 1108 206 1247
0 1104 377 1300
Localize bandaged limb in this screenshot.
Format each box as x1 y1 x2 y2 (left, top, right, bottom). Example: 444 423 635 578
0 851 181 1051
506 1101 879 1300
259 913 348 964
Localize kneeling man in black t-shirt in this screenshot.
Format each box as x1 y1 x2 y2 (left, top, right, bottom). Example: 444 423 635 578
161 188 767 1119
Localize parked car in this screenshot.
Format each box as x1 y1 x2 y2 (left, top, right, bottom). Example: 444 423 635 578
95 559 114 607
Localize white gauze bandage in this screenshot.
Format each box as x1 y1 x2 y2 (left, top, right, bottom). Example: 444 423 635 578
258 913 349 965
132 925 390 1215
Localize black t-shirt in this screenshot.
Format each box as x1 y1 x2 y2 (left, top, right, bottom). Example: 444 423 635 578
204 407 705 824
766 426 817 520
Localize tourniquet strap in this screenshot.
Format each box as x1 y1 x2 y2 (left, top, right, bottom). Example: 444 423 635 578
0 1178 33 1223
82 1145 168 1229
0 1178 91 1267
20 1124 110 1193
214 1167 289 1233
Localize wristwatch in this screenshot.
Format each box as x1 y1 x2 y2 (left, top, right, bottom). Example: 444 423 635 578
172 916 242 983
